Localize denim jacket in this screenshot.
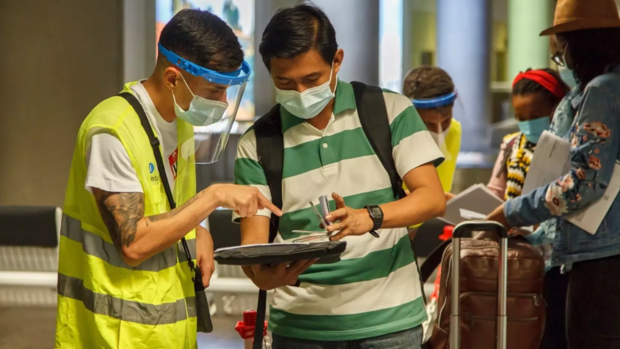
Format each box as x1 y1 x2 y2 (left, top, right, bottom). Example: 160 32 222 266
505 66 620 268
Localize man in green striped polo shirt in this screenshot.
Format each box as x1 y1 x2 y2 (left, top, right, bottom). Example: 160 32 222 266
234 4 447 348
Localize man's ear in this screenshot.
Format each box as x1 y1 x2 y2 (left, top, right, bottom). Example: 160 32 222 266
333 49 344 76
163 67 182 91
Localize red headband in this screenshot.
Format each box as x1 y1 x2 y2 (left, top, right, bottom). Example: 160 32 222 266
512 70 567 99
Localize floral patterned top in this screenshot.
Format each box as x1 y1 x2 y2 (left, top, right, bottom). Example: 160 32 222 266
504 66 620 267
526 88 581 248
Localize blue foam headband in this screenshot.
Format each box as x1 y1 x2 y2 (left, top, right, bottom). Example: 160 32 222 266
412 91 457 109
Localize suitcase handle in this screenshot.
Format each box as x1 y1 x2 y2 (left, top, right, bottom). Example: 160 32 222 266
452 221 508 239
419 223 510 283
450 221 508 349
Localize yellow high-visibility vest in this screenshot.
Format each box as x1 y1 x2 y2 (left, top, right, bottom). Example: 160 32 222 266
407 119 461 228
55 82 198 349
436 119 461 193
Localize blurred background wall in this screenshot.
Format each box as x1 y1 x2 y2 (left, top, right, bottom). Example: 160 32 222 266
0 0 124 206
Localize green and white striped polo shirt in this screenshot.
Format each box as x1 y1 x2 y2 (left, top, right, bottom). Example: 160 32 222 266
233 80 443 341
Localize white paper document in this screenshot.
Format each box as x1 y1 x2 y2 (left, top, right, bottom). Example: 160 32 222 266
441 184 504 225
459 208 487 220
568 161 620 235
291 230 334 243
522 131 571 196
520 130 620 234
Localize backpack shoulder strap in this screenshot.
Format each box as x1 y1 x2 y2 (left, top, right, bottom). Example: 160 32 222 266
253 104 283 244
351 82 406 199
117 92 199 279
118 92 197 258
251 104 283 349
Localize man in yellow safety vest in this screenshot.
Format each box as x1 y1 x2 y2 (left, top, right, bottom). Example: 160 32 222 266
55 9 280 349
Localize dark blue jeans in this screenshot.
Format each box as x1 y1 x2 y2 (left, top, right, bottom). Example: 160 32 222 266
271 326 423 349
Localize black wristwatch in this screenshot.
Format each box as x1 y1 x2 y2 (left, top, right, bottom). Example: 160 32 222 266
365 205 384 238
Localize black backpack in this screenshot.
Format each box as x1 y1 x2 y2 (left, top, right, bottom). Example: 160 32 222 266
249 81 407 348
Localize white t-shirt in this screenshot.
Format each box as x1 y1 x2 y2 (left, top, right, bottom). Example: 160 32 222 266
85 81 178 194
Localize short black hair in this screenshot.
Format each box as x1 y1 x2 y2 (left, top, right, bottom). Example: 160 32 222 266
558 28 620 89
159 9 243 71
402 66 455 100
259 3 338 70
512 68 569 105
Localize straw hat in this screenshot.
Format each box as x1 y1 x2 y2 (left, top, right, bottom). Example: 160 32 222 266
540 0 620 36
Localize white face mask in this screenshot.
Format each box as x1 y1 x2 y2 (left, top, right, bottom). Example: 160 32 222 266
429 125 450 143
275 66 336 120
172 74 229 126
429 123 452 161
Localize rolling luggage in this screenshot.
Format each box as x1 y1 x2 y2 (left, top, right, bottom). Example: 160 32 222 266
420 221 546 349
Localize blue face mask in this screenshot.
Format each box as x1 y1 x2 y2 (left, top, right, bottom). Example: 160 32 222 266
559 66 578 90
172 74 229 126
518 116 551 144
275 66 336 120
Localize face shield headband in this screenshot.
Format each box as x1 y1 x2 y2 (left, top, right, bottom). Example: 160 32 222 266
412 91 457 109
158 43 251 86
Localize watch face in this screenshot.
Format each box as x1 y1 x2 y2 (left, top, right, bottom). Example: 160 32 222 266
370 206 382 218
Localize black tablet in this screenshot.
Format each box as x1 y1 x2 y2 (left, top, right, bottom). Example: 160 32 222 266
214 241 347 266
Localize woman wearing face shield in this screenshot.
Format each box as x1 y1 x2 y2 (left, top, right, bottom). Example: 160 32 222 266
402 66 462 200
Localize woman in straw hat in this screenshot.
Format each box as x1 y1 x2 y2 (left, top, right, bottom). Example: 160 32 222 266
488 0 620 347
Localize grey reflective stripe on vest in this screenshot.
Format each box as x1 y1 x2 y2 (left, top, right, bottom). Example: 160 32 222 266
58 273 196 324
61 214 178 272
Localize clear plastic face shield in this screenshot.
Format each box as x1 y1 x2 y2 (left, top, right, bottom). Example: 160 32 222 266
159 43 251 164
413 91 462 161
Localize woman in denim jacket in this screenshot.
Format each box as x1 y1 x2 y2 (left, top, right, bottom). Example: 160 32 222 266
487 1 620 346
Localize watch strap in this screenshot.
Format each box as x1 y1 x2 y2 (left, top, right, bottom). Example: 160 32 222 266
365 205 383 231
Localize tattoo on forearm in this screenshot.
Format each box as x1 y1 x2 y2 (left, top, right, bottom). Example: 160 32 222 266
145 211 172 225
95 189 202 250
95 191 144 249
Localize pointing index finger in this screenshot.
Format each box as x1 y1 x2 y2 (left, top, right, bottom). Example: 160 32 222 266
258 193 283 216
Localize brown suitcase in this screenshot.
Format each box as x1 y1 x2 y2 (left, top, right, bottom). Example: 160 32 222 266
420 222 546 349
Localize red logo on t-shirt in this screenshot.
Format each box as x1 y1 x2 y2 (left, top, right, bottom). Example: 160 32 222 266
169 148 178 179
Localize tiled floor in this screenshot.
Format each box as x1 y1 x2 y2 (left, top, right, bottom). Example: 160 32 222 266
0 307 245 349
0 307 56 349
199 316 246 348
